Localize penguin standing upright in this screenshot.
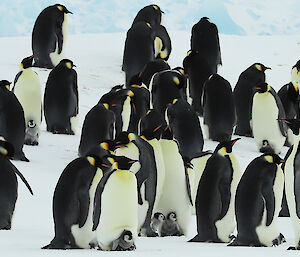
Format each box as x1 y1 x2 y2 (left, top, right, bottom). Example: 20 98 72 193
123 22 155 87
112 132 157 237
234 63 271 137
183 50 213 116
279 119 300 250
155 128 193 236
93 156 140 251
32 4 72 68
229 153 285 247
44 59 78 135
190 17 222 74
190 139 241 243
42 155 110 249
132 5 163 27
78 103 115 157
252 82 287 154
0 138 33 229
150 70 186 115
202 74 236 142
12 55 42 145
166 99 204 160
0 80 28 161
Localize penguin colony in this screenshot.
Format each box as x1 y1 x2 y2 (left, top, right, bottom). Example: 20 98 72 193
0 3 300 253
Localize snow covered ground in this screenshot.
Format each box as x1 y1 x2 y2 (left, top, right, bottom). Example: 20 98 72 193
0 31 300 256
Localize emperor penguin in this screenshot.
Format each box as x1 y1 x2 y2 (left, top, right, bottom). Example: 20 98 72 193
132 5 163 27
252 82 287 154
150 70 186 115
0 138 33 230
155 127 193 236
139 109 166 217
12 55 42 145
234 63 271 137
123 22 155 87
183 50 213 116
112 132 158 237
32 4 72 68
279 119 300 250
202 74 236 142
190 17 222 74
93 156 140 251
0 80 28 161
229 153 285 247
78 103 116 157
44 59 78 135
166 98 204 160
42 155 110 249
189 139 241 243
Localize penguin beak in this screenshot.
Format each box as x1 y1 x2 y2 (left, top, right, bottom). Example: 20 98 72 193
153 125 162 132
279 159 285 163
231 138 241 146
128 160 138 164
66 9 73 14
278 119 292 125
72 64 76 68
264 66 271 71
255 87 261 90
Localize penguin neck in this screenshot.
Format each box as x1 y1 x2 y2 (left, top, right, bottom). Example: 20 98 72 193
292 134 300 153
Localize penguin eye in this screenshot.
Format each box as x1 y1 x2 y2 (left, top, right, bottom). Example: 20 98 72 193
159 214 165 221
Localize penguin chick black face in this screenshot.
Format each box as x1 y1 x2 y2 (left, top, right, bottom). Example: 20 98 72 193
254 63 271 72
215 138 241 156
0 80 11 90
113 155 139 170
59 59 75 69
279 119 300 136
263 153 285 165
154 212 165 221
255 82 270 93
167 212 177 221
55 4 73 14
20 55 34 69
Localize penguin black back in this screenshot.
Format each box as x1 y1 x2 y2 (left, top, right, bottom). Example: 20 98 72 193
132 5 163 27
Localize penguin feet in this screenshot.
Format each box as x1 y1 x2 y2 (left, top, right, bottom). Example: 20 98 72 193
272 233 286 246
49 127 74 135
287 246 300 250
24 139 39 146
41 238 79 249
227 238 264 247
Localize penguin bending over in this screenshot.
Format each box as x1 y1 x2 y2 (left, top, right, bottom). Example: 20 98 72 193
132 5 163 27
190 139 241 243
44 59 78 135
13 55 42 145
252 82 287 154
229 153 285 247
32 4 72 68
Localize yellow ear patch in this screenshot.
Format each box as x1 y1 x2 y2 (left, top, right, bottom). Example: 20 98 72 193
255 64 262 71
100 142 109 150
146 23 152 28
173 77 180 86
172 99 178 104
66 62 72 69
112 162 118 169
103 103 109 110
153 5 159 10
187 50 192 56
128 90 134 97
107 157 115 164
218 147 228 156
146 110 151 115
0 146 8 156
264 155 274 163
5 85 10 90
87 156 96 166
128 133 136 141
141 135 147 140
57 5 63 11
267 84 271 91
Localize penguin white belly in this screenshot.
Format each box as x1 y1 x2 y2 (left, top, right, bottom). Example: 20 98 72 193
156 140 192 235
256 166 284 246
71 168 103 248
215 153 241 242
121 96 132 132
147 139 165 212
14 69 42 126
252 93 285 154
50 14 68 67
96 170 138 250
285 140 300 245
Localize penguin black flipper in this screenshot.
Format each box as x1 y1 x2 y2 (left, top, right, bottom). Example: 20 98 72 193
11 164 33 195
73 71 79 115
184 167 193 205
270 88 287 137
218 179 231 220
262 179 276 226
56 26 63 54
78 185 91 228
12 71 23 91
92 169 115 231
296 169 300 219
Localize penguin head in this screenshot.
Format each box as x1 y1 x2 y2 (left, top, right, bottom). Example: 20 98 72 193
215 138 241 156
100 140 116 153
54 4 73 14
154 212 165 221
86 155 110 170
111 155 139 171
114 132 136 148
255 82 270 93
0 80 11 90
140 109 167 140
254 63 271 72
263 153 285 165
291 61 300 93
173 67 185 76
58 59 76 69
200 17 211 23
279 119 300 135
0 137 14 158
20 55 34 70
167 212 177 221
152 4 164 14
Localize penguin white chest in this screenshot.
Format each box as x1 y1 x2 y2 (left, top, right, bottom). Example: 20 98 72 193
121 96 132 131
